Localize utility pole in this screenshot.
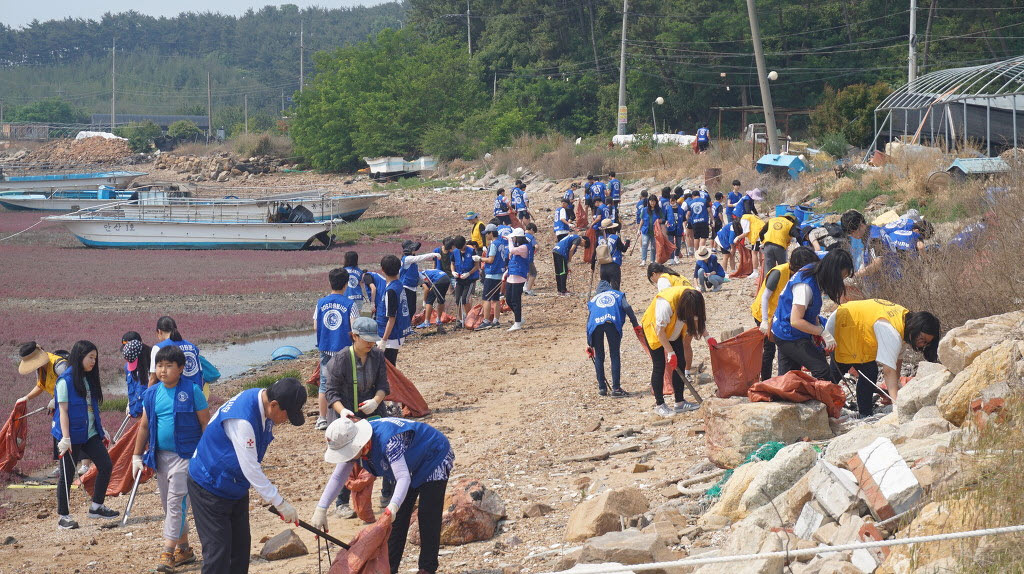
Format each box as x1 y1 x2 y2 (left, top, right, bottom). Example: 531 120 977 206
745 0 780 154
616 0 629 135
493 72 497 100
111 37 116 131
281 89 286 113
244 94 248 134
908 0 918 82
207 72 212 144
466 0 472 56
300 21 305 92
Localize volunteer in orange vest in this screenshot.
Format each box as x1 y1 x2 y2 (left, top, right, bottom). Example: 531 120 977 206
825 299 940 417
640 286 707 417
758 213 801 271
751 247 818 381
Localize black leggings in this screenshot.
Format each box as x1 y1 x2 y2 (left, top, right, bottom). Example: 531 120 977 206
57 434 112 515
831 358 880 417
506 281 524 322
405 289 417 319
600 263 621 291
776 337 831 380
648 336 686 406
453 278 475 306
591 323 623 391
384 347 399 366
389 479 448 574
754 319 776 381
553 252 569 293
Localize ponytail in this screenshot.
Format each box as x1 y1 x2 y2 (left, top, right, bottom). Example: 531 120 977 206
647 262 679 283
156 315 183 341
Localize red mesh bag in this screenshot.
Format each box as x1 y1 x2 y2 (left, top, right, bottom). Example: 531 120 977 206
707 329 764 398
81 420 155 496
0 402 30 473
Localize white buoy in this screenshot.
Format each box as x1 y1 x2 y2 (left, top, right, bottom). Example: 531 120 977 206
768 71 779 81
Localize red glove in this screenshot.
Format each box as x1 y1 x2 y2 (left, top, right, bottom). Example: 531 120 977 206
586 347 595 359
666 352 678 371
633 325 644 339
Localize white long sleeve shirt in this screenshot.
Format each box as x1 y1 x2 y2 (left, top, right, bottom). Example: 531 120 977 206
222 392 283 506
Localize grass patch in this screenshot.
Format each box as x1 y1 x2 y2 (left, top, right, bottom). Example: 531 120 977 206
332 216 408 243
905 198 967 223
829 181 890 212
371 177 458 191
101 397 128 412
240 369 301 391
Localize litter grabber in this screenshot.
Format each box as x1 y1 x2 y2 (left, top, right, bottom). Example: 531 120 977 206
101 468 142 529
267 505 351 549
853 369 894 402
110 415 132 445
15 405 47 420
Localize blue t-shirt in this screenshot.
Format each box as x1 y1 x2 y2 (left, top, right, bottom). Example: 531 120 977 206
154 382 208 451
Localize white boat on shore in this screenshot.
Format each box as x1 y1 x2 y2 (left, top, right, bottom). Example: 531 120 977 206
0 170 146 192
116 190 386 223
0 187 138 212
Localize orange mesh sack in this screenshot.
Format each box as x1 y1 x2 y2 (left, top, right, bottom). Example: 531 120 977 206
747 370 846 418
654 221 674 264
730 238 754 278
385 362 431 418
329 514 393 574
81 420 155 496
346 464 377 523
0 402 30 473
707 329 764 398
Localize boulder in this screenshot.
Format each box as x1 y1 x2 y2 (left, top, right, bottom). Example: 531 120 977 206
566 487 650 541
795 501 835 540
936 340 1023 426
740 471 813 529
895 431 958 463
704 397 833 468
438 479 505 545
936 309 1024 374
578 530 675 569
738 442 818 515
876 498 984 574
823 422 899 465
702 461 764 522
693 522 785 574
807 460 863 520
912 405 942 421
260 529 308 561
894 418 952 443
847 437 922 521
894 366 953 423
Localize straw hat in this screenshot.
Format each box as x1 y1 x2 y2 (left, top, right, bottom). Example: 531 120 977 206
18 342 49 375
600 218 619 230
695 246 712 261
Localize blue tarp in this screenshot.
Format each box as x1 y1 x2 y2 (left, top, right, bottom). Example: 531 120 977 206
755 154 807 180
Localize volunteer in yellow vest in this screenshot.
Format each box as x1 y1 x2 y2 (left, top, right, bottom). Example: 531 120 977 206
16 341 70 478
825 300 940 417
740 213 767 273
758 213 800 271
641 286 707 417
645 263 693 291
466 212 488 252
751 247 819 381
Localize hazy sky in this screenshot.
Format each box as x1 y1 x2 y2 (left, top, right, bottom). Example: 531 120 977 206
3 1 390 29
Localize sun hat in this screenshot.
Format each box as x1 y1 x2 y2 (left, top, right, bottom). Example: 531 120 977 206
266 378 308 426
748 188 764 201
122 339 143 372
464 211 478 221
695 246 712 261
510 228 525 238
352 316 381 342
324 418 373 464
18 341 49 375
600 218 618 230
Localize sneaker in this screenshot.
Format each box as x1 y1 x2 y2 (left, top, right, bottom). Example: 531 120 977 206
611 388 628 397
156 551 176 573
653 404 674 417
436 323 446 334
334 504 356 519
507 322 522 332
524 290 537 296
598 388 608 396
87 505 119 519
173 547 196 567
48 466 60 478
57 516 79 530
674 401 700 414
414 321 431 330
315 417 328 431
77 462 90 476
476 321 492 330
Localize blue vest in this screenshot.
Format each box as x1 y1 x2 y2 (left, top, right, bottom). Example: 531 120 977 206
688 198 709 224
587 290 626 336
421 268 447 284
697 127 710 142
485 242 508 276
664 206 681 234
511 187 526 211
377 279 412 340
554 208 571 233
366 272 387 312
883 218 916 233
712 201 722 221
598 234 623 265
508 241 533 277
771 267 823 342
635 198 646 223
525 234 537 262
316 293 353 354
695 255 725 277
640 209 658 236
716 223 736 249
153 338 203 390
189 388 273 500
731 195 751 219
609 179 621 201
496 225 513 238
51 367 105 444
884 229 920 252
562 188 575 204
452 247 479 280
493 196 509 215
125 366 144 418
344 266 365 301
727 192 741 215
142 381 203 468
552 234 579 258
590 182 607 203
360 418 451 488
400 255 420 290
592 205 610 229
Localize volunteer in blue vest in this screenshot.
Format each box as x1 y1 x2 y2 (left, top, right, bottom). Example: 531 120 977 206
712 192 725 236
314 268 355 430
595 218 629 290
554 197 575 243
552 232 584 295
344 251 366 317
591 196 611 231
401 241 442 320
770 249 854 380
363 270 388 318
714 219 742 273
687 189 711 252
52 340 118 530
493 188 511 225
825 300 940 417
450 235 480 325
323 316 393 518
419 267 453 333
590 175 607 215
639 195 661 265
730 187 761 220
634 190 649 225
878 221 929 280
664 194 683 264
504 228 533 331
188 378 307 574
119 332 149 420
608 171 622 205
478 225 508 329
693 246 728 292
696 123 711 152
511 180 531 224
640 287 707 417
150 316 203 392
377 254 413 365
563 182 578 206
524 222 540 296
312 417 455 574
587 272 640 397
752 247 819 381
132 345 210 572
726 180 742 219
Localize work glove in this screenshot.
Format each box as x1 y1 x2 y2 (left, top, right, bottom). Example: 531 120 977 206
666 352 678 372
131 455 144 478
375 339 386 351
822 329 837 352
337 407 355 420
432 252 442 259
46 398 55 415
472 255 481 262
759 321 771 336
276 500 299 524
633 325 644 339
586 347 595 359
358 398 379 415
57 437 72 456
15 396 27 405
310 506 329 534
383 502 399 518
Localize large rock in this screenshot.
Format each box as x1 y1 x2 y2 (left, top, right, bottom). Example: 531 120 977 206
693 522 785 574
701 461 764 522
411 478 506 546
937 310 1024 374
740 471 813 529
577 530 675 569
565 487 650 541
260 529 308 561
894 365 953 423
847 437 922 520
876 498 984 574
807 460 863 520
738 442 818 515
894 418 953 444
823 421 899 465
936 340 1023 426
704 397 833 468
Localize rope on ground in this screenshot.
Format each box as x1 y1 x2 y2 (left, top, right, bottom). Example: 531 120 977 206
536 523 1024 574
0 218 46 242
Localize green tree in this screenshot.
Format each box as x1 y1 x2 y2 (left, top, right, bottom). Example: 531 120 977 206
810 83 892 147
11 98 88 123
166 120 203 144
114 121 162 152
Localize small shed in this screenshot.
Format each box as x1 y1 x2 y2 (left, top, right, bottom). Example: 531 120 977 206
755 154 806 180
946 157 1010 179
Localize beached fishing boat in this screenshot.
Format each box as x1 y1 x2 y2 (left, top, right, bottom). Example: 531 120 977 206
118 190 386 222
0 187 138 212
0 170 147 192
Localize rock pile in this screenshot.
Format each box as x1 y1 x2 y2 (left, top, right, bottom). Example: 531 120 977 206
23 137 136 166
555 308 1024 574
153 152 299 183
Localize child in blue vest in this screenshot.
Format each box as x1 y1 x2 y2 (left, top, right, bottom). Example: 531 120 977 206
450 235 480 325
694 246 728 292
401 240 442 320
150 316 204 394
132 345 210 572
712 192 724 235
313 417 455 574
314 268 355 430
419 267 452 332
727 180 742 219
188 378 307 574
504 228 533 331
53 340 118 529
120 332 149 420
524 223 540 296
634 190 649 225
376 255 413 365
714 220 742 273
664 195 683 264
344 251 366 317
586 274 640 396
362 270 388 317
608 171 622 203
479 225 508 329
493 188 511 225
552 233 584 295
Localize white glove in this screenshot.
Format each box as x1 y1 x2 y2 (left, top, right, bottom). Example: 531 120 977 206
384 502 399 517
310 506 329 533
46 398 55 414
57 437 72 456
277 500 298 524
359 398 379 415
432 252 442 259
759 321 770 336
472 255 481 262
375 339 386 351
131 454 144 478
338 408 355 420
125 403 131 415
822 329 837 352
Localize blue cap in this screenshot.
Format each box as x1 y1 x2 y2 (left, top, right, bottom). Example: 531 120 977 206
465 211 478 220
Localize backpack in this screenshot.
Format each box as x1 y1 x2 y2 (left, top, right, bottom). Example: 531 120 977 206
596 241 614 265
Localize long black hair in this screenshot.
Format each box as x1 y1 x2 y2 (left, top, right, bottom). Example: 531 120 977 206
800 249 854 303
674 289 707 338
156 315 182 342
121 331 151 385
69 340 103 403
647 262 680 283
788 246 819 272
904 311 941 362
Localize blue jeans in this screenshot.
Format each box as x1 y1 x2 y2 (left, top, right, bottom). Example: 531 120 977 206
641 234 653 261
590 323 623 391
318 352 332 394
673 234 683 257
697 270 725 292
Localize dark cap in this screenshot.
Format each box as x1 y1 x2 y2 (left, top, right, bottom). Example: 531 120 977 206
401 240 421 254
267 377 307 426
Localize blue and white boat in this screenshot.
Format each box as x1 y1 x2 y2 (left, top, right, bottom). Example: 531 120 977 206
0 187 137 211
0 170 146 192
115 190 386 223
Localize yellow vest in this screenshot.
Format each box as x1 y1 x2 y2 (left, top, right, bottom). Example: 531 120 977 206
834 299 908 364
660 273 694 289
764 217 795 248
471 222 486 251
36 352 65 396
642 285 692 350
742 214 765 243
751 263 792 323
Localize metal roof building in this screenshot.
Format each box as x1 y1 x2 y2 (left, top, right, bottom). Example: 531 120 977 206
870 55 1024 157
